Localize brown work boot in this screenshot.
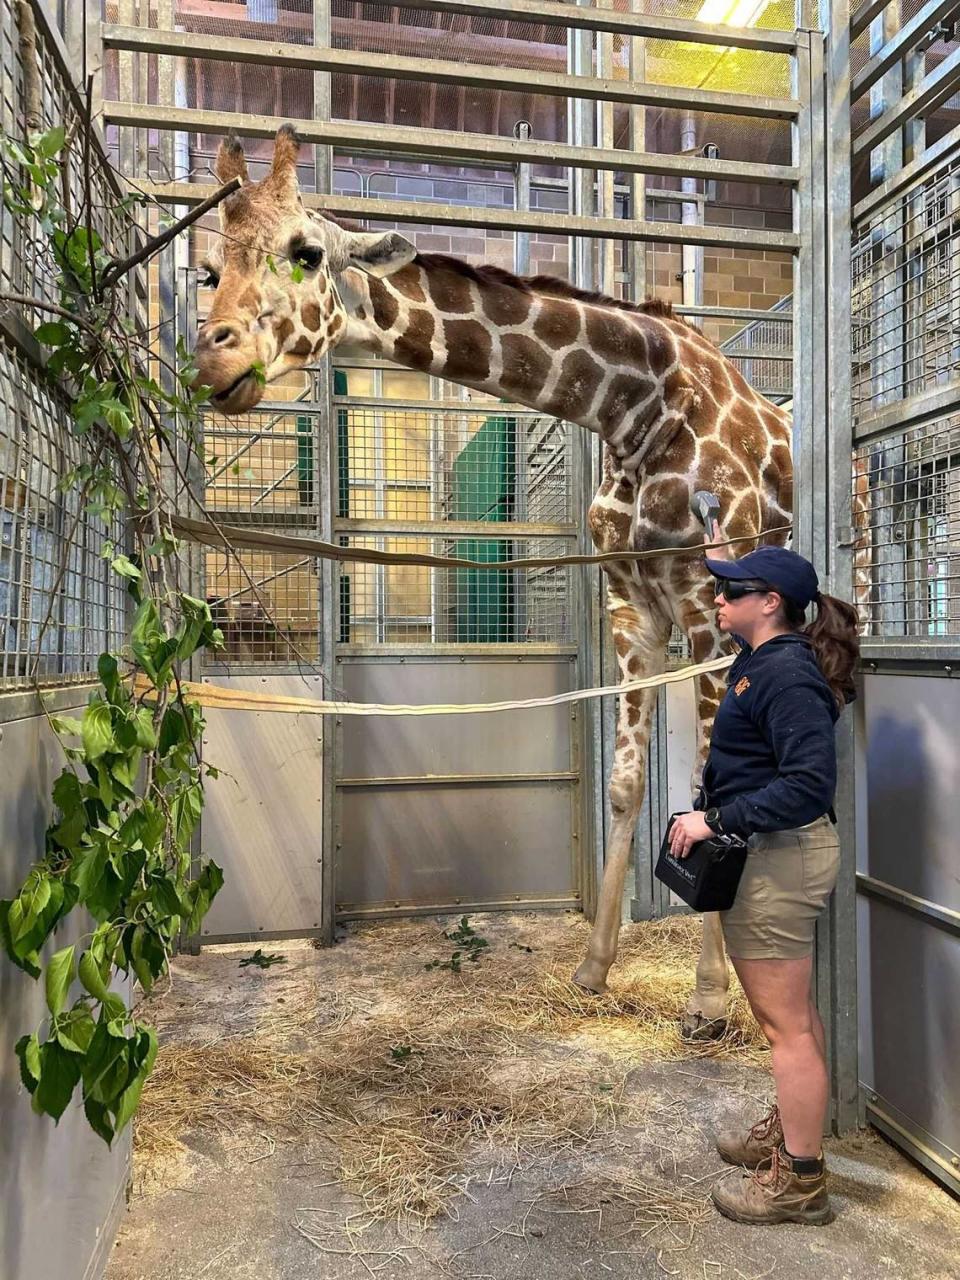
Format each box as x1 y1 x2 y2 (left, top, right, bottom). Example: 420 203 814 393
711 1145 833 1226
715 1103 784 1168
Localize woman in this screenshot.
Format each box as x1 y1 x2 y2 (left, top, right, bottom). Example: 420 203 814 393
669 540 859 1227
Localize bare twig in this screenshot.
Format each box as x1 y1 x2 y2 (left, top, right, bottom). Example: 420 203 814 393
15 1 41 135
100 178 242 289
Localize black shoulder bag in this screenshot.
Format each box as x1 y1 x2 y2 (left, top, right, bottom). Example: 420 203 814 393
654 814 748 912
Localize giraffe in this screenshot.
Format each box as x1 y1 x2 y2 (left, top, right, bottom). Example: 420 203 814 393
194 126 794 1027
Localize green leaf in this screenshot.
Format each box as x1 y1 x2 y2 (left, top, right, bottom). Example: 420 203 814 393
81 701 114 760
34 320 70 346
79 948 111 1001
83 1095 115 1146
115 1026 158 1134
133 707 158 749
15 1033 41 1092
34 125 66 158
57 1004 97 1054
98 652 121 700
46 944 77 1017
35 1040 82 1121
50 715 84 738
151 876 187 919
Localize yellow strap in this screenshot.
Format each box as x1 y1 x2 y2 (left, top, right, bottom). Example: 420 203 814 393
135 653 732 718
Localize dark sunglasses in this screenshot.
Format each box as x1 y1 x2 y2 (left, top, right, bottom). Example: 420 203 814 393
713 578 772 602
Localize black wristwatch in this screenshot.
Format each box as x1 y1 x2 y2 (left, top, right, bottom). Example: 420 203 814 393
703 806 723 835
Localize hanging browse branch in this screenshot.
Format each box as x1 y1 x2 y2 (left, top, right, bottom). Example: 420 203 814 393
0 34 244 1143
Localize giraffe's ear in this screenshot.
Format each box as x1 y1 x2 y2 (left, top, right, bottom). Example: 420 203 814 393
215 133 248 185
343 231 417 279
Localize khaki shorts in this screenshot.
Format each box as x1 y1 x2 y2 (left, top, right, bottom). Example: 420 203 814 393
720 816 840 960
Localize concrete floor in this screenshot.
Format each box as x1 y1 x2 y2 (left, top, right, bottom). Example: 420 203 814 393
105 914 960 1280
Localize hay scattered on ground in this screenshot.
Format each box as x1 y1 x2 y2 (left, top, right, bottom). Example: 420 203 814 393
135 915 766 1231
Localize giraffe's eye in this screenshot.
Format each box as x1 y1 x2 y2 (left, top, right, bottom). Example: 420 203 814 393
291 243 325 272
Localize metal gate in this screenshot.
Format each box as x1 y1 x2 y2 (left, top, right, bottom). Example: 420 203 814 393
846 0 960 1197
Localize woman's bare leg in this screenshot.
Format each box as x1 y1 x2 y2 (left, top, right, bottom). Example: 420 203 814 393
732 954 827 1157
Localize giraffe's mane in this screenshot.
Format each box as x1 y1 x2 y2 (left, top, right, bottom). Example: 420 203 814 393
413 254 702 331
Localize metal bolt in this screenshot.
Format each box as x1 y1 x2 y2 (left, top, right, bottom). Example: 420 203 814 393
870 1093 878 1104
515 895 521 901
951 1156 959 1169
946 665 953 676
336 656 342 664
455 897 461 904
336 718 342 726
335 842 342 850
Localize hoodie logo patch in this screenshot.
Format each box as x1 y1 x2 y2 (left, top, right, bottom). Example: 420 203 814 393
734 676 751 697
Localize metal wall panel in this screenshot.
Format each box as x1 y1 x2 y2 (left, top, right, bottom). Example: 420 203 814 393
335 658 578 916
0 704 130 1280
856 672 960 1189
199 675 324 940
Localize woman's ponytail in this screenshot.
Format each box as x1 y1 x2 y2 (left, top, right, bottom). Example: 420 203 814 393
783 593 860 708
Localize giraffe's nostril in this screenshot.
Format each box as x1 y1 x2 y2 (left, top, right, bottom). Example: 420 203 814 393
201 323 239 350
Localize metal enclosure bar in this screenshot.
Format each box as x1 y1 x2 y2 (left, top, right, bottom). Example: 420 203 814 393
851 0 960 100
100 25 800 121
371 0 800 50
851 45 960 158
131 179 801 251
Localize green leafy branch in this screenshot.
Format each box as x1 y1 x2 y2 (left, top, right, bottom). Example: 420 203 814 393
0 103 234 1143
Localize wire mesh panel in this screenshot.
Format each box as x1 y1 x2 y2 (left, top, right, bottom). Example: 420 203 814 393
204 546 321 665
855 419 960 640
853 150 960 423
334 385 576 648
0 339 125 691
337 535 573 646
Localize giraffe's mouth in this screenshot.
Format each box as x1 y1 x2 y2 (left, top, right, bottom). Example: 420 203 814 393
212 367 256 408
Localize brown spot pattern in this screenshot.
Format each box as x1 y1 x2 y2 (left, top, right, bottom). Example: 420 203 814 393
533 301 581 349
482 283 531 327
301 302 321 332
547 349 604 421
500 334 552 400
428 267 473 314
444 319 493 383
368 278 399 330
393 308 435 371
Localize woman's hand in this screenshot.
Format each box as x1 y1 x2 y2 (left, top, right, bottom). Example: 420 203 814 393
669 811 714 859
704 525 732 562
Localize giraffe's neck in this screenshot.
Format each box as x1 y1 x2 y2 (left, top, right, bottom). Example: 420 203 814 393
338 255 696 472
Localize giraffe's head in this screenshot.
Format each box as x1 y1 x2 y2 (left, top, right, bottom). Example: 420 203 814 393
195 126 416 414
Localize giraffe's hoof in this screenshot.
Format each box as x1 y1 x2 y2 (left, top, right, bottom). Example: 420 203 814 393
680 1011 729 1042
571 963 608 996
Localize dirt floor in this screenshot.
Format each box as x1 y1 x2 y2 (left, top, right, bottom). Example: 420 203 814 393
105 913 960 1280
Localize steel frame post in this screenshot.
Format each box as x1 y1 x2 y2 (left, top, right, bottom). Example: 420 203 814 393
569 0 604 920
796 20 860 1134
824 0 860 1135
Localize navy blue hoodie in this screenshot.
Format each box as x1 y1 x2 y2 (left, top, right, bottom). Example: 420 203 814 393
700 632 840 839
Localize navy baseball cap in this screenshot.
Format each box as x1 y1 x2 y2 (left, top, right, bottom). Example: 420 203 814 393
705 546 820 609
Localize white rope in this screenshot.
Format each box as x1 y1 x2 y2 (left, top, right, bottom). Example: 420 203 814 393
139 653 733 718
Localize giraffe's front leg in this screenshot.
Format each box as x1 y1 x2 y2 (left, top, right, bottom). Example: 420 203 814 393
573 595 670 994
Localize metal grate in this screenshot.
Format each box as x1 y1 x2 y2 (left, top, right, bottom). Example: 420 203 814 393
205 546 320 666
203 402 323 520
337 406 573 529
0 339 126 689
854 418 960 639
338 534 573 646
719 297 793 402
852 149 960 423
